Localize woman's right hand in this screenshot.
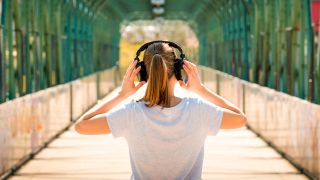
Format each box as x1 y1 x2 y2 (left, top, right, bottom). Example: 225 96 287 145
119 60 146 98
179 60 204 94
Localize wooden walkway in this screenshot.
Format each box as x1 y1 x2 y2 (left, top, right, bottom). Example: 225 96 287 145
9 86 308 180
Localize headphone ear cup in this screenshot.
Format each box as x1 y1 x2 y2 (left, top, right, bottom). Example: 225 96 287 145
136 61 148 82
174 59 184 80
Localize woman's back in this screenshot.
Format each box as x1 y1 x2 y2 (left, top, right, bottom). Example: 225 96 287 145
107 97 223 180
74 41 246 180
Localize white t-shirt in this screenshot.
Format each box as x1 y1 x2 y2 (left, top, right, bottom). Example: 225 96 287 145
106 97 223 180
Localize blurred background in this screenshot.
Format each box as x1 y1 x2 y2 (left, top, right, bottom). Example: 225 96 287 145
119 20 199 72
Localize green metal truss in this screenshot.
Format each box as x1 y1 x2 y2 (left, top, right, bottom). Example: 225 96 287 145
0 0 319 104
0 0 119 102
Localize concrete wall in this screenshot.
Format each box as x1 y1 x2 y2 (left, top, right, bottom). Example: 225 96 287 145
199 66 320 179
0 67 117 177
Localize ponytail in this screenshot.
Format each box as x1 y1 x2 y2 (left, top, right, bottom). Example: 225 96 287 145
144 54 170 107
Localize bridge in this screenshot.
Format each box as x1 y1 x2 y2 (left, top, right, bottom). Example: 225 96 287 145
0 0 320 179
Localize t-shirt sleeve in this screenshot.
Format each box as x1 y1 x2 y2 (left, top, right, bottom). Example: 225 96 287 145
200 99 224 136
105 102 134 138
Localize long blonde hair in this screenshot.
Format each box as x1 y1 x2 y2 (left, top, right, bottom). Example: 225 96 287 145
142 42 175 108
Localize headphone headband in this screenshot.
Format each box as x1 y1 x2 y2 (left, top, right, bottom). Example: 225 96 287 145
135 40 185 61
134 40 185 82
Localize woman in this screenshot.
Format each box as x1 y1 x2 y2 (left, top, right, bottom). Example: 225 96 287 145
75 42 247 180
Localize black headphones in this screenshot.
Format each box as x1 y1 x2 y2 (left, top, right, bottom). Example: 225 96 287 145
134 40 185 82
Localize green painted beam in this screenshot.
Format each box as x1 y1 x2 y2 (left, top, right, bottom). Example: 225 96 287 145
316 20 320 103
6 0 15 99
0 0 6 102
0 0 318 105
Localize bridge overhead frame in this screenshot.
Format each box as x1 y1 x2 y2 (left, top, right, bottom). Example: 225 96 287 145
1 0 319 104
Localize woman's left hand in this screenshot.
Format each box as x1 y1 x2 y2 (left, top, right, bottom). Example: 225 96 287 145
119 60 146 98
